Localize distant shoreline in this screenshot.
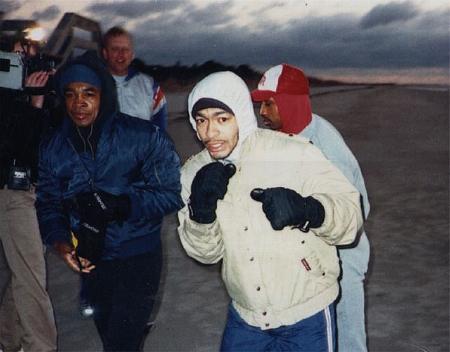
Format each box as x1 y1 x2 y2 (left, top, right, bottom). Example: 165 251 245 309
165 84 449 116
160 80 449 94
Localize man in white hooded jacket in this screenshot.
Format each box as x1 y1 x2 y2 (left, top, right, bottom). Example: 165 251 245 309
177 71 363 352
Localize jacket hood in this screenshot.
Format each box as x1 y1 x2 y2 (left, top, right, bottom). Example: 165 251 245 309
55 50 119 127
273 93 312 134
188 71 258 162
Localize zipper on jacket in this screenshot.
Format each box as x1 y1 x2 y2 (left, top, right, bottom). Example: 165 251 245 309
66 136 96 191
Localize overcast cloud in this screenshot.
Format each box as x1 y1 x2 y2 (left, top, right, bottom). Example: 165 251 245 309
5 0 448 83
31 5 60 22
0 0 22 14
86 0 183 20
78 0 450 72
89 0 447 73
360 1 419 28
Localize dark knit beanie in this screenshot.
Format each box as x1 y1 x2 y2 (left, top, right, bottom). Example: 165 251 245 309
191 97 234 117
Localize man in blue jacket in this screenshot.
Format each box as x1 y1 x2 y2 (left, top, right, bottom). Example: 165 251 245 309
36 52 182 351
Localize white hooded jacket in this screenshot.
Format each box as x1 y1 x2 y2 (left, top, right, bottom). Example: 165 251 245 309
178 72 363 330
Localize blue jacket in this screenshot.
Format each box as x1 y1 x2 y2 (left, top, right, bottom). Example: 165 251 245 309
36 53 182 259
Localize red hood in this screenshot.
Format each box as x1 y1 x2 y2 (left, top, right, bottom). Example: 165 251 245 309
273 93 312 134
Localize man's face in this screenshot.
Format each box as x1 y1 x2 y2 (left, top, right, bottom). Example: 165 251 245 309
64 82 101 127
194 107 239 160
102 34 134 76
13 41 37 57
259 97 282 130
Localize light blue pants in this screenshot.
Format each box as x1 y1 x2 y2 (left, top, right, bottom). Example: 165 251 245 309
336 232 370 352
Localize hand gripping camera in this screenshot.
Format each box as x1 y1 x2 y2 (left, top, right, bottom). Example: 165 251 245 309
0 25 56 91
0 50 56 91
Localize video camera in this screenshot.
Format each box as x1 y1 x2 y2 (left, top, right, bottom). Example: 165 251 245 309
0 22 58 92
0 50 56 91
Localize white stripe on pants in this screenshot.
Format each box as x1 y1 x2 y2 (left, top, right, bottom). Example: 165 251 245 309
324 305 334 352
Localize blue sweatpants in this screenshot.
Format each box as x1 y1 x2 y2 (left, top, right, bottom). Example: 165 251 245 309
221 303 336 352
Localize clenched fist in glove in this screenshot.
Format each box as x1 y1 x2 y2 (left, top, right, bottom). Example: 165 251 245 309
74 190 131 224
251 187 325 231
189 162 236 224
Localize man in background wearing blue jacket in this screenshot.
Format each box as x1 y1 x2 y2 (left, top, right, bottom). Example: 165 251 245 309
36 52 182 351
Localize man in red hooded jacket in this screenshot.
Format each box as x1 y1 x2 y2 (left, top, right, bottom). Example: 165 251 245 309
251 64 371 352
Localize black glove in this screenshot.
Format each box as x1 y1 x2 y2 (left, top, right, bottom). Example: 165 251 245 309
74 219 107 265
251 187 325 231
74 190 131 224
188 162 236 224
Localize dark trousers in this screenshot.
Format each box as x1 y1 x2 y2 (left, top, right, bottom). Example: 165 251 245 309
90 246 162 351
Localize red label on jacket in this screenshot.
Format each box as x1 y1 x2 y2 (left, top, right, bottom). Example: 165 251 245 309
301 258 311 271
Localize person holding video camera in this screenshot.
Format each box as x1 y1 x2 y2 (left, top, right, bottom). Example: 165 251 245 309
0 39 57 352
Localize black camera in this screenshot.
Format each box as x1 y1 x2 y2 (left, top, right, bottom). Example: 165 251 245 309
0 50 57 91
24 53 56 74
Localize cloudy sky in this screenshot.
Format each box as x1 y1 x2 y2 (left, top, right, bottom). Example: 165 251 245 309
3 0 449 84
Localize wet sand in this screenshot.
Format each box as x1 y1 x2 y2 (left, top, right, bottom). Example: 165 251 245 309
46 85 449 352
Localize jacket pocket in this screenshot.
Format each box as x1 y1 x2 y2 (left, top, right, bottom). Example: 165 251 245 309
299 239 338 296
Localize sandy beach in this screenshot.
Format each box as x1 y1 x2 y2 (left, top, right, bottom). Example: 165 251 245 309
44 85 449 352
